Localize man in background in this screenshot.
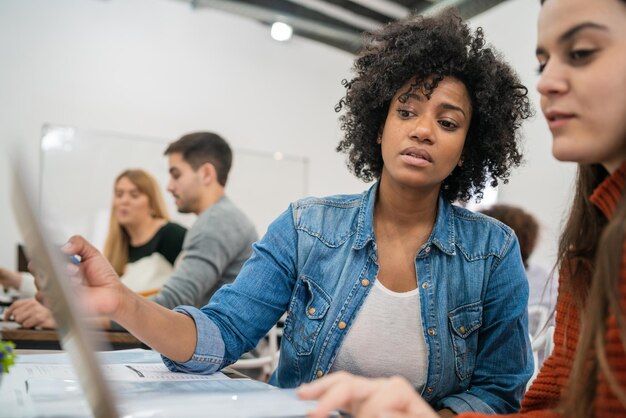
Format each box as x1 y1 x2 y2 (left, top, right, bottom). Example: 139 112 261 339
152 131 258 309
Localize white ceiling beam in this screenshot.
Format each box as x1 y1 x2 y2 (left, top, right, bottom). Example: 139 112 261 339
183 0 362 46
350 0 409 19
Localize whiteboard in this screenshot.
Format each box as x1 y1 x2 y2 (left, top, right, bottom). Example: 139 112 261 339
39 124 309 249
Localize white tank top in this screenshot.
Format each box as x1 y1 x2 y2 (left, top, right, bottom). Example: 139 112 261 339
329 279 429 390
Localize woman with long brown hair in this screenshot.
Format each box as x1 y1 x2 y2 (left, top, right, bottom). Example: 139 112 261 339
298 0 626 417
104 169 185 294
4 169 186 328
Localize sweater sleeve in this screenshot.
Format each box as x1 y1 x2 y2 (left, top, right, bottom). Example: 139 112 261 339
149 204 255 310
521 275 578 413
18 272 37 298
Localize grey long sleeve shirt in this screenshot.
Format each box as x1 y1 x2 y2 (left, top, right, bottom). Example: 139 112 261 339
149 196 258 309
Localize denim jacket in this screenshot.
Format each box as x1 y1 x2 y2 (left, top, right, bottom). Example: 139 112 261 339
163 183 533 414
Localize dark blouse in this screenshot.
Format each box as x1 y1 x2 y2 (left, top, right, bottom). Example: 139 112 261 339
128 222 186 266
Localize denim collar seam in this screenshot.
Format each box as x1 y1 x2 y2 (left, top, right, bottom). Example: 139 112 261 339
428 198 456 255
354 186 375 249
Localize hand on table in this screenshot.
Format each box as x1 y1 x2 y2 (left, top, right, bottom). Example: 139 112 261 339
297 371 439 418
4 298 57 329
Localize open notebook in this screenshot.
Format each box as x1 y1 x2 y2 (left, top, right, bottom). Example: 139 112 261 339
10 167 314 418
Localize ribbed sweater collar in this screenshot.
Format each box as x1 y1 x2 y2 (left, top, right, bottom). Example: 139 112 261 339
590 161 626 220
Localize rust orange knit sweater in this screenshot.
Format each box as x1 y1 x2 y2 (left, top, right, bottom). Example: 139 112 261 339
462 162 626 418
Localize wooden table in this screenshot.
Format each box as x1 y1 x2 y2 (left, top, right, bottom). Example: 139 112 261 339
1 322 145 350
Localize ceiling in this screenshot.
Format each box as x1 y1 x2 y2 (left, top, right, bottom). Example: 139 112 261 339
174 0 508 53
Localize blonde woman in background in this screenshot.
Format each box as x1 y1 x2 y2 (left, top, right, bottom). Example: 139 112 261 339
105 169 186 295
3 169 186 328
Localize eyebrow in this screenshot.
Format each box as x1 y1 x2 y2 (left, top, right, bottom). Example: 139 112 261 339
441 103 467 119
403 93 467 119
115 187 138 193
536 22 609 55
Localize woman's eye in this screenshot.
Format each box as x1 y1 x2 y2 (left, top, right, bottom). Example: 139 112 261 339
536 61 547 75
570 49 596 63
397 109 412 118
439 120 457 130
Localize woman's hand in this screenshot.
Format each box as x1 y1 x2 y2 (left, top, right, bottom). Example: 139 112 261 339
4 298 57 329
0 266 23 290
297 372 439 418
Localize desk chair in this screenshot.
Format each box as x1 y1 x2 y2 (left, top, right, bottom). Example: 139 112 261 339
230 315 285 381
528 304 550 338
527 304 555 390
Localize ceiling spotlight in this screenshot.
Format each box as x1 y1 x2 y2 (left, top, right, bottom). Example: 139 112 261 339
270 22 293 42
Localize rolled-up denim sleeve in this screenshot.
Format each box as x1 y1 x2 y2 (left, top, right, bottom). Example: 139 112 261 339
161 306 225 374
162 206 298 374
438 393 495 414
436 235 534 414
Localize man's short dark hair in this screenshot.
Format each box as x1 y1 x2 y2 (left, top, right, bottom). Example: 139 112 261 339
164 132 232 186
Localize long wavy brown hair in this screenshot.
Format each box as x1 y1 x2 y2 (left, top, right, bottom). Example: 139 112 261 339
103 169 169 275
536 0 626 414
558 163 626 417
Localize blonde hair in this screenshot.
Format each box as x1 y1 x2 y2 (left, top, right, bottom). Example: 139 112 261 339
103 169 169 275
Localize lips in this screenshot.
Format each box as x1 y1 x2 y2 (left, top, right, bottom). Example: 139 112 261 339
400 147 433 168
401 147 432 162
544 109 576 129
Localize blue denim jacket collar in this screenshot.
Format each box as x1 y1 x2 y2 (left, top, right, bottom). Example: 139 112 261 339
352 183 375 250
354 182 456 256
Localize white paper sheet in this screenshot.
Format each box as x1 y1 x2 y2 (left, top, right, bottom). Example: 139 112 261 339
15 362 229 381
1 350 319 418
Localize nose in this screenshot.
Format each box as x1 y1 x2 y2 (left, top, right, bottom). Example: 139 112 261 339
409 118 434 144
167 179 175 194
537 60 568 97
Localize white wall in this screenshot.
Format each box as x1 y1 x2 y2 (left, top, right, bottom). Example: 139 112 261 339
0 0 361 270
0 0 576 272
470 0 577 270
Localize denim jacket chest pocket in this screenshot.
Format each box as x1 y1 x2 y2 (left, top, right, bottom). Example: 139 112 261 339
448 301 483 381
283 275 331 356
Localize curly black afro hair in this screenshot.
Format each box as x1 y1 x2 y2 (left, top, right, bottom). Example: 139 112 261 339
336 9 533 202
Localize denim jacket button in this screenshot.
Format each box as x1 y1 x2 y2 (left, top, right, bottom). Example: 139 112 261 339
316 370 324 378
338 321 347 330
427 327 437 336
459 325 466 334
361 279 370 287
425 246 431 253
421 282 429 289
308 308 316 315
426 387 433 394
